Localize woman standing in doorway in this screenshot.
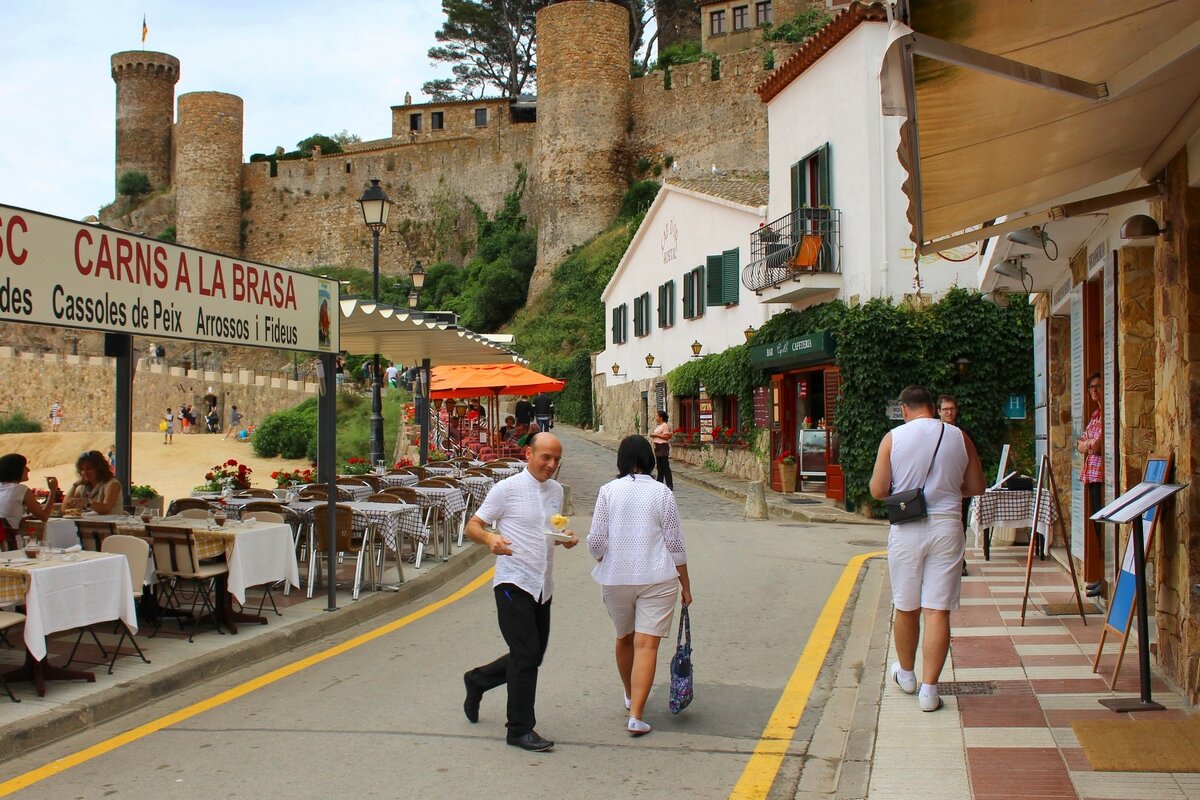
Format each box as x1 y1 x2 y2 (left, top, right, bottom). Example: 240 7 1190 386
649 409 673 490
1077 371 1104 597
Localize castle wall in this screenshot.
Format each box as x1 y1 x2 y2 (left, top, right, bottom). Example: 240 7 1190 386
111 51 179 192
175 92 244 255
532 0 632 298
240 127 535 278
630 44 801 181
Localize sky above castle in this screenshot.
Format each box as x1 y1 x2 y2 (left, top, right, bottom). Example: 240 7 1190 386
0 0 448 221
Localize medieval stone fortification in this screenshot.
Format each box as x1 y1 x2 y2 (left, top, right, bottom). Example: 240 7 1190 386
101 0 801 300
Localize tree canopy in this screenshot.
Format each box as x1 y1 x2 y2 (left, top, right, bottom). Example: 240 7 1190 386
423 0 550 101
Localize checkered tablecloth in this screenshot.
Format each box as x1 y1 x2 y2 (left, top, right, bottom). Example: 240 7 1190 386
969 489 1058 544
424 465 457 477
0 566 28 605
378 473 419 489
411 486 468 522
459 476 492 506
349 501 428 548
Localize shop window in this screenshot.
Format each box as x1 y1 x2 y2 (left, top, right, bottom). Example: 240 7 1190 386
474 108 488 127
756 1 772 25
679 398 701 437
409 113 422 132
657 280 676 328
790 143 832 210
431 111 444 130
710 9 726 35
733 5 749 30
682 266 705 319
719 395 740 433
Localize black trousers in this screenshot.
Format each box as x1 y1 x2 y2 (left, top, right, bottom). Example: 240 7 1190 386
1086 482 1104 566
467 584 551 735
656 455 673 490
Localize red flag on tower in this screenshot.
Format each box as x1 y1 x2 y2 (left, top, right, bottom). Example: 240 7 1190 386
141 15 148 44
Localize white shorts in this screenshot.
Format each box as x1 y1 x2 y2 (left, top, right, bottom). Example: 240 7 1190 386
887 514 965 612
601 580 679 638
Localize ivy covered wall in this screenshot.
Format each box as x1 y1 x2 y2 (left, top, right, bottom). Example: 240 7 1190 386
666 288 1035 511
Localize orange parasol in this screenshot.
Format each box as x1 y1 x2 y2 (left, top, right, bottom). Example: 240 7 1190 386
429 364 564 399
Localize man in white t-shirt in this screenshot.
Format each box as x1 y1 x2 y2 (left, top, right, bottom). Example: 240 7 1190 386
385 362 399 388
870 385 983 712
462 433 578 752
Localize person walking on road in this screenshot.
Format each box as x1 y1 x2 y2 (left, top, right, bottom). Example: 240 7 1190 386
588 435 691 736
224 405 244 440
649 408 674 490
462 432 578 752
870 385 983 712
163 408 174 444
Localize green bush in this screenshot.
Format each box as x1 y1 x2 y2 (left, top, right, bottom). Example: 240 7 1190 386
619 181 660 220
653 41 705 71
0 411 42 434
253 390 413 466
762 8 833 43
253 398 319 459
117 171 151 197
156 226 176 243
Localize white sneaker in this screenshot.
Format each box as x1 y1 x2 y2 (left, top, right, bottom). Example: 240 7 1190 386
919 692 944 712
627 716 651 736
890 662 917 694
624 691 631 710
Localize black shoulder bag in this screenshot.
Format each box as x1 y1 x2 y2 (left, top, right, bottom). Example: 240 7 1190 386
884 423 945 524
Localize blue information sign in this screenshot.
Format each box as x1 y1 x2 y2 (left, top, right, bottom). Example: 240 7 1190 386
1003 394 1027 420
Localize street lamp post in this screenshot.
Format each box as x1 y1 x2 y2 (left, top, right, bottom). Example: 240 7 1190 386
358 178 392 467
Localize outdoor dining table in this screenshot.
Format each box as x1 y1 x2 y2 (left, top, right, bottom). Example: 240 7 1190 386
0 550 137 695
377 473 419 489
423 465 458 477
969 488 1059 561
410 485 469 563
458 476 493 506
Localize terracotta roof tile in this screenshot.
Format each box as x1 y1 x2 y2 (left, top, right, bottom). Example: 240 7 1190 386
756 1 889 103
666 174 770 208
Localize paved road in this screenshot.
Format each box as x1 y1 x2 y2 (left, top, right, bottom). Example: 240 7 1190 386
0 427 887 799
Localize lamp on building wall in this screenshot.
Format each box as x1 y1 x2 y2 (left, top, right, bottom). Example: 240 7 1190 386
611 363 626 379
357 178 393 467
953 356 970 375
645 353 661 373
744 325 755 341
408 259 425 308
408 291 419 309
1120 214 1167 241
690 340 703 358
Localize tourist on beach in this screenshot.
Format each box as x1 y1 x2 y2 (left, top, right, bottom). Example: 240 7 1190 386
0 453 53 550
224 405 244 440
63 450 123 515
49 401 63 432
163 408 174 444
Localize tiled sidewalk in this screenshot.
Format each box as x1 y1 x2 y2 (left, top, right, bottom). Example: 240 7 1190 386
869 545 1198 800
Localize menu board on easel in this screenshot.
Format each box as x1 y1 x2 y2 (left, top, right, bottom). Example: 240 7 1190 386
699 397 714 443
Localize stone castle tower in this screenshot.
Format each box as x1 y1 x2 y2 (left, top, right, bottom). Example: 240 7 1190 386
175 92 244 254
111 50 179 191
532 0 631 297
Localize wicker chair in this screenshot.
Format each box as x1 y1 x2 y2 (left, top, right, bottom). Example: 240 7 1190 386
76 519 117 551
236 488 277 499
146 525 229 642
167 497 215 516
308 504 369 601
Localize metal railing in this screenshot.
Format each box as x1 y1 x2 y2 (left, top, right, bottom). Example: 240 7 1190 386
742 207 842 293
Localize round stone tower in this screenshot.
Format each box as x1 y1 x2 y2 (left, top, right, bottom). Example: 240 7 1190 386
175 92 244 255
531 0 631 298
111 51 180 192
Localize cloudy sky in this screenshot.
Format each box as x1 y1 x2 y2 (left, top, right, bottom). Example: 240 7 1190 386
0 1 448 221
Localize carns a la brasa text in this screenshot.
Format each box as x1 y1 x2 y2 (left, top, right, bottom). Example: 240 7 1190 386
74 229 298 309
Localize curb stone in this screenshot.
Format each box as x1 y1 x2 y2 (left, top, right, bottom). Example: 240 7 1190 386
0 543 490 762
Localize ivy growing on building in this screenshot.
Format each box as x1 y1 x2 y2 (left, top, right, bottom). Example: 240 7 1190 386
666 288 1034 512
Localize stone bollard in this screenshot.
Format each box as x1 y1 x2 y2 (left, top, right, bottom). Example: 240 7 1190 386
561 483 575 516
744 480 769 520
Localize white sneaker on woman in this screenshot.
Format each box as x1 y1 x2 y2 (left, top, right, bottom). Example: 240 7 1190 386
627 716 651 736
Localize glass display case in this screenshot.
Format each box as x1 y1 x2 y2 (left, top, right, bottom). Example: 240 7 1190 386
800 429 832 479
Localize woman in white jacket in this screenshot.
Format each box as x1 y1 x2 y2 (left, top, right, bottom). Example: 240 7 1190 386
588 435 692 736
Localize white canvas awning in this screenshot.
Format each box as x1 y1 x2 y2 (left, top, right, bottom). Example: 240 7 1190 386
338 299 525 365
881 0 1200 253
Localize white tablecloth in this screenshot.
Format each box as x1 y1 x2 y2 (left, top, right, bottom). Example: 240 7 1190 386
41 518 84 549
19 551 138 661
222 521 301 605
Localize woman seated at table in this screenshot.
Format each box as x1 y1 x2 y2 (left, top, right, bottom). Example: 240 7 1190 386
62 450 123 515
0 453 53 550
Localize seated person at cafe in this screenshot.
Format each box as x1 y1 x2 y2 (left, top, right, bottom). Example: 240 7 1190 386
499 416 517 442
63 450 123 515
516 421 540 447
0 453 53 549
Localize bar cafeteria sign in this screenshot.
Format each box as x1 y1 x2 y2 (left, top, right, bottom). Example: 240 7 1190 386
748 331 835 369
0 203 336 352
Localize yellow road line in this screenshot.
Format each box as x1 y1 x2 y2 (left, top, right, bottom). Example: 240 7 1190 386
0 568 496 797
729 550 886 800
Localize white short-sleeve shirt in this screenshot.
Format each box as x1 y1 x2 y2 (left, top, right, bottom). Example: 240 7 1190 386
474 469 564 602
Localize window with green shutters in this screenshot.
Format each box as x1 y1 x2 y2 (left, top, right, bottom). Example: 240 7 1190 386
658 280 676 328
633 292 651 337
704 248 740 306
683 267 705 319
789 143 831 210
611 303 628 344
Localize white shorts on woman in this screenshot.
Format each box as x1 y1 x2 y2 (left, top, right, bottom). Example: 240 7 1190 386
601 579 679 638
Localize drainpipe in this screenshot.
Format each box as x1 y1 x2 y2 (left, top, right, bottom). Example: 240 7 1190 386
878 90 891 297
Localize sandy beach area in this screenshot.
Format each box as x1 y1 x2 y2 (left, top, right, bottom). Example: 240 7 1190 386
1 431 312 505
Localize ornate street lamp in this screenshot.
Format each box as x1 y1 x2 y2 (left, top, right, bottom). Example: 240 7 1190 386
357 178 392 467
645 353 661 373
690 340 703 358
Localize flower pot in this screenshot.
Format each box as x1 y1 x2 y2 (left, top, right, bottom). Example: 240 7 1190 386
777 462 798 494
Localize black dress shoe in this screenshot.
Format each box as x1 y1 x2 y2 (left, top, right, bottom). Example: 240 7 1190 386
1086 584 1103 598
507 730 555 752
463 672 482 724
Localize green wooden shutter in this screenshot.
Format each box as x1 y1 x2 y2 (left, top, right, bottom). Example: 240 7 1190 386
668 280 676 326
612 306 619 343
706 255 724 306
657 285 666 328
790 161 805 210
683 272 694 318
695 267 706 316
816 143 831 206
722 248 739 305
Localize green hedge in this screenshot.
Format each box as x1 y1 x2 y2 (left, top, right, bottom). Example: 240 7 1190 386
0 411 42 434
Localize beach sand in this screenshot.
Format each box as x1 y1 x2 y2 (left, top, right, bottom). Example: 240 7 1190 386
3 431 311 505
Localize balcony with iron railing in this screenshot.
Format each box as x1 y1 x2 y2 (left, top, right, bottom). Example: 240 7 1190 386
743 207 842 296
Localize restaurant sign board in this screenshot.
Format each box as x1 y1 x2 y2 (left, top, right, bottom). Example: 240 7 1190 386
748 331 835 369
0 203 337 352
699 397 714 443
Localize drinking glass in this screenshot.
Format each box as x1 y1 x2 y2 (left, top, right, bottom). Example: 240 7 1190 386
214 510 227 527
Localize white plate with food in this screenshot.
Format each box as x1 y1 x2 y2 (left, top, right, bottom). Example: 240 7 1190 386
545 531 573 543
